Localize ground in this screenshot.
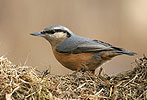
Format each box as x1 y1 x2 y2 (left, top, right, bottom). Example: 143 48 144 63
0 56 146 100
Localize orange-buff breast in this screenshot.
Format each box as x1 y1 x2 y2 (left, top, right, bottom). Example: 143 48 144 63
53 49 96 71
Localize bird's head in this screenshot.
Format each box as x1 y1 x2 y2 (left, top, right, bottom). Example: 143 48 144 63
31 25 73 46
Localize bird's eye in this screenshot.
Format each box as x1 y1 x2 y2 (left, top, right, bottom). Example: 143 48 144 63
41 31 46 34
41 30 55 34
48 30 55 34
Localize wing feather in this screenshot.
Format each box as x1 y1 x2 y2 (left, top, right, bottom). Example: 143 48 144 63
56 35 113 54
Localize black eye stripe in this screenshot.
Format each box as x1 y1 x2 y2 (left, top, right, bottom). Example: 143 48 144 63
41 29 71 37
43 29 66 34
41 30 54 34
47 30 54 34
54 29 67 33
41 31 46 34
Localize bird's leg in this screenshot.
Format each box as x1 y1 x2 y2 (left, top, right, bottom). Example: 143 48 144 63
91 70 95 74
81 64 96 74
75 64 87 72
81 64 89 72
98 67 111 87
79 67 86 72
76 67 85 72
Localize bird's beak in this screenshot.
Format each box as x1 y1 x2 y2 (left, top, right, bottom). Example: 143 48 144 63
30 32 42 36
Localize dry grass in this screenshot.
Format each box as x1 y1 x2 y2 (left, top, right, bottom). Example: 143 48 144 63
0 56 146 100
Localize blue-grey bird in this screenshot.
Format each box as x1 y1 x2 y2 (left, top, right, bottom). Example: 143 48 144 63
31 25 136 73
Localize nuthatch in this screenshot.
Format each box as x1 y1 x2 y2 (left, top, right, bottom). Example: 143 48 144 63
31 25 136 73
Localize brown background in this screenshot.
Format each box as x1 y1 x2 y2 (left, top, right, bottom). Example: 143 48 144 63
0 0 146 75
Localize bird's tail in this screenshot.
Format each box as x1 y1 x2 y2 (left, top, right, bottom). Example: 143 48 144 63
112 46 136 56
120 50 136 56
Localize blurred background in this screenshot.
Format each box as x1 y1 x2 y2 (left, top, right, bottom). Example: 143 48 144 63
0 0 146 75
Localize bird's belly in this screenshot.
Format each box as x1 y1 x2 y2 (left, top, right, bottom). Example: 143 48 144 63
53 50 103 71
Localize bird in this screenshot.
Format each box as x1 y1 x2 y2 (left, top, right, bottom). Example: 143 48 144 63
30 25 136 73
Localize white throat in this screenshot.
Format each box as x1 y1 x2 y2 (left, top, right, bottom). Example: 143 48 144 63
45 32 67 47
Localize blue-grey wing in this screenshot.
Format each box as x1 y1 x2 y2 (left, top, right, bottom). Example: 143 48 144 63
56 35 114 54
56 35 136 55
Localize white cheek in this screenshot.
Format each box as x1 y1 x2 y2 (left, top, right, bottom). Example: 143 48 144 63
46 32 66 42
48 34 55 39
47 32 66 47
54 32 65 39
